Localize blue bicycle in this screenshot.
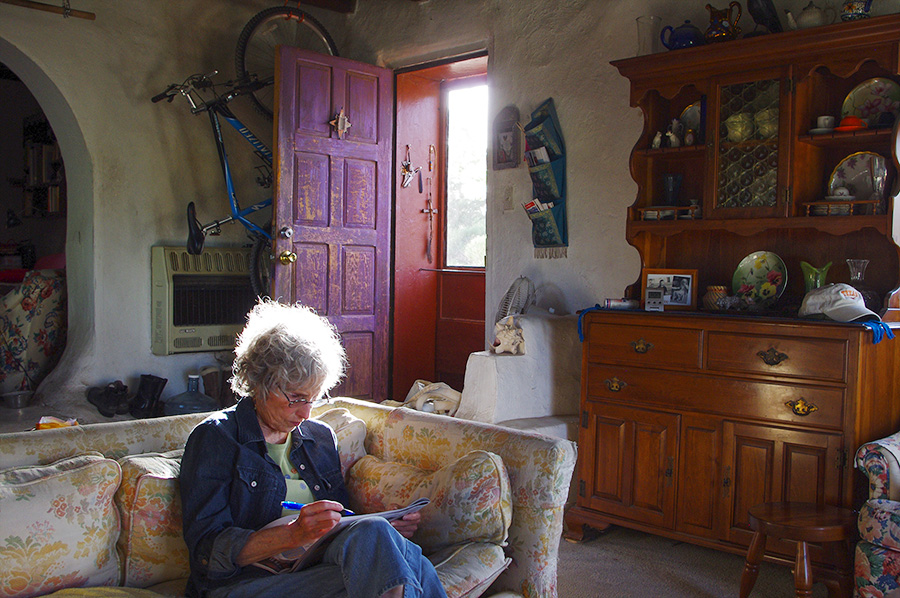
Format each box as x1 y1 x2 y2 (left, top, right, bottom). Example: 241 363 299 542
152 5 339 296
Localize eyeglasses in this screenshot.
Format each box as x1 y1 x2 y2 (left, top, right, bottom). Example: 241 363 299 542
278 386 328 408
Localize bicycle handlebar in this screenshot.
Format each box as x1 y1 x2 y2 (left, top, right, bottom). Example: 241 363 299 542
151 72 271 111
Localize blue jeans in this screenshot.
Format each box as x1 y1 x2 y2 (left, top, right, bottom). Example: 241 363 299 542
207 518 447 598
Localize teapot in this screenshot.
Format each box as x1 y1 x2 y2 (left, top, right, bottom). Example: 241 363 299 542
705 2 742 42
841 0 874 21
660 20 706 50
785 1 836 29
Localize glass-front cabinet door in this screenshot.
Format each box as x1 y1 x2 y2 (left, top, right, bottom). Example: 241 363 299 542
708 69 791 219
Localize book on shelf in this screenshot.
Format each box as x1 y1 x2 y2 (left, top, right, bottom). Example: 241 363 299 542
252 497 430 575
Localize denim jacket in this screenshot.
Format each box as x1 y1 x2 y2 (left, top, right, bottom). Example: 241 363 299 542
179 397 351 597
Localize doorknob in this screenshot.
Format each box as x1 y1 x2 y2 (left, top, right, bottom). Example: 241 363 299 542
278 251 297 265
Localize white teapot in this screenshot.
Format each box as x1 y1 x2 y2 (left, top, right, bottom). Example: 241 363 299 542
785 1 836 29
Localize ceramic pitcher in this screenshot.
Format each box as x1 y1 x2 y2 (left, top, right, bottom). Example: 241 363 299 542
705 2 743 42
841 0 874 21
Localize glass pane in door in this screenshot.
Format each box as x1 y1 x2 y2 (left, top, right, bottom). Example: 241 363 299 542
717 79 779 209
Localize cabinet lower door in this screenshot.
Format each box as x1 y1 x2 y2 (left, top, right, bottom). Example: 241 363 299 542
676 414 722 539
579 401 678 529
721 420 842 550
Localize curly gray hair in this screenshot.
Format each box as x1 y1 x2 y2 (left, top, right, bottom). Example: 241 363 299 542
231 299 346 401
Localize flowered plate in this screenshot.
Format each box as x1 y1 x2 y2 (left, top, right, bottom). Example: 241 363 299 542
828 152 887 207
732 251 787 307
841 78 900 127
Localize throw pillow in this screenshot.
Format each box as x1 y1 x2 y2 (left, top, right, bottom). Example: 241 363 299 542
115 450 188 588
0 452 122 598
314 408 367 476
345 450 511 555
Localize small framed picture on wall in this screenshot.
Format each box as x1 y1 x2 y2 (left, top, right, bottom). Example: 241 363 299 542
642 268 698 311
492 105 520 170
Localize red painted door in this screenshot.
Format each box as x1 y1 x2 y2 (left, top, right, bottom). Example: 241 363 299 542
273 47 393 402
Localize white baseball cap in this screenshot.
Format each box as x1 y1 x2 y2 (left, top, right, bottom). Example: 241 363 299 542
799 283 880 322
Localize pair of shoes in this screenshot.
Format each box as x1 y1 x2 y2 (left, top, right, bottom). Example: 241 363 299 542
86 380 129 418
129 374 168 419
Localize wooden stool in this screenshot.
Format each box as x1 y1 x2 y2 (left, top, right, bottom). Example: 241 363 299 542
739 502 856 598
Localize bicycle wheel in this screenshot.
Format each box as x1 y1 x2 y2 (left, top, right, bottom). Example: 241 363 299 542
235 6 339 120
249 233 272 298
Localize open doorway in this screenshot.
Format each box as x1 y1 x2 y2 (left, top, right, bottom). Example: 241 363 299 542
0 62 68 396
392 53 487 398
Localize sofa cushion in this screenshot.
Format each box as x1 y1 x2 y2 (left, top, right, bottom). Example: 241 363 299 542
859 498 900 550
116 450 188 588
430 542 511 598
0 452 121 598
346 450 511 555
315 407 367 476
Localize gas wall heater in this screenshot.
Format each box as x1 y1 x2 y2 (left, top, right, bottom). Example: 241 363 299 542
151 246 256 355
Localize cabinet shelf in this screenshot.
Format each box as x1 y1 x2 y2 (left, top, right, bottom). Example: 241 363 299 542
638 145 707 158
798 127 893 146
627 214 889 238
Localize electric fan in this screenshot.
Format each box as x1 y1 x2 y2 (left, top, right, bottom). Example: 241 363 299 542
495 276 536 324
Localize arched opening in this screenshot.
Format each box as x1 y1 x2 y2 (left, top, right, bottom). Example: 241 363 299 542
0 37 95 406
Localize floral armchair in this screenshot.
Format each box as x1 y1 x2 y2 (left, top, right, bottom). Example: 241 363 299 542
0 268 67 394
854 430 900 597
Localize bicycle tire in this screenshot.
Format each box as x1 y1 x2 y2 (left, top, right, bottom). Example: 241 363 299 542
249 233 272 298
235 6 339 121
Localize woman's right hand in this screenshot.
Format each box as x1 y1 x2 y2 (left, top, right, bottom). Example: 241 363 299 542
284 500 345 546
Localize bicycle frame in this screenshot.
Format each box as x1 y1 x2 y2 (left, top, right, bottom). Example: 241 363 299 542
205 105 272 240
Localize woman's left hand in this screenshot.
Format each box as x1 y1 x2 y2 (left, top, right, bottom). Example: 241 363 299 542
390 511 420 539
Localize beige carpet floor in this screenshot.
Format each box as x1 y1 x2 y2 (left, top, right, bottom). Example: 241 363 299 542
556 527 831 597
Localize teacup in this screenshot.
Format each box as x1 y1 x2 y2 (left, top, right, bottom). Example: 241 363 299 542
817 115 835 129
832 186 851 197
725 113 753 142
838 115 866 129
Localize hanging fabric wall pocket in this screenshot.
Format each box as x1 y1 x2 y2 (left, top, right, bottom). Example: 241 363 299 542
522 98 567 258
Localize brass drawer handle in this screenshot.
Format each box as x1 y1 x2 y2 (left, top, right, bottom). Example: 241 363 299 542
630 338 653 354
604 377 627 392
786 398 818 416
757 347 788 366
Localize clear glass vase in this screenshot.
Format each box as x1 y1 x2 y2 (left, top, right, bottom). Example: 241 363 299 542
846 259 882 313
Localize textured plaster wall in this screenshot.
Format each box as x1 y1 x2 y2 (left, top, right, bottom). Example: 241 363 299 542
0 0 888 411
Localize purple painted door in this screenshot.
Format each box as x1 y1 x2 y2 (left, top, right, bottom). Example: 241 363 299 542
274 47 393 402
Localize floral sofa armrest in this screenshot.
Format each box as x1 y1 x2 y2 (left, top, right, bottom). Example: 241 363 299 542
327 398 577 598
856 430 900 500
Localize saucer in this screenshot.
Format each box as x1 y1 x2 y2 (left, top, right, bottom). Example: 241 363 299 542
824 195 855 201
809 127 834 134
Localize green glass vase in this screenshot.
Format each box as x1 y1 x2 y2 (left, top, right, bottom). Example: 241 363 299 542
800 261 831 293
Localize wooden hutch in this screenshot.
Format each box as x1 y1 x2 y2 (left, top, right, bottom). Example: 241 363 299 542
565 15 900 570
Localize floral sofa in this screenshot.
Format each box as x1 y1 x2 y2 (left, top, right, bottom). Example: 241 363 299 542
0 397 576 598
854 429 900 597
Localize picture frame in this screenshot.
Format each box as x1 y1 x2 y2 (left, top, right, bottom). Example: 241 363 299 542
642 268 698 311
492 105 520 170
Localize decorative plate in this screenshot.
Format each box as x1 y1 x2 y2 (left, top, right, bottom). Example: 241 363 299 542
841 78 900 127
732 251 787 307
809 127 834 134
680 101 701 134
828 152 887 205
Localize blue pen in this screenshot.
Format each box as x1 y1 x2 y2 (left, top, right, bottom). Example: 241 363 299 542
281 501 354 516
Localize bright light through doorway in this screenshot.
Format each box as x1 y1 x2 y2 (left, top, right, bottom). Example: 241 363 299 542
445 84 487 268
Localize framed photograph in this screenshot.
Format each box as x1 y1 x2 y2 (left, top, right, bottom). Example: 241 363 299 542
492 105 520 170
642 268 698 311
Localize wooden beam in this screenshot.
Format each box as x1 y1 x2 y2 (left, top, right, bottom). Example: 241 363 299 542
0 0 95 20
298 0 355 13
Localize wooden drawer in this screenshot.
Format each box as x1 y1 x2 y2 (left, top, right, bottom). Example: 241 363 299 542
585 364 844 429
585 322 702 371
706 332 847 383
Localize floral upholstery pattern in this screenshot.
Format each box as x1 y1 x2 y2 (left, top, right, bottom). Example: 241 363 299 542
430 542 511 598
346 450 512 554
0 269 67 394
330 399 577 598
855 430 900 596
314 408 368 475
0 398 572 598
0 453 121 598
115 450 187 588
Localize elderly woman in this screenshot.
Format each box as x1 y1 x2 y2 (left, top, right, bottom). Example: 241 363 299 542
180 300 447 598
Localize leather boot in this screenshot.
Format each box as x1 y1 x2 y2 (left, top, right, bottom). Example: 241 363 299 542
129 374 168 419
87 380 129 418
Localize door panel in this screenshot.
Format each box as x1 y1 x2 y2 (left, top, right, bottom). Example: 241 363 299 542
275 47 392 401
